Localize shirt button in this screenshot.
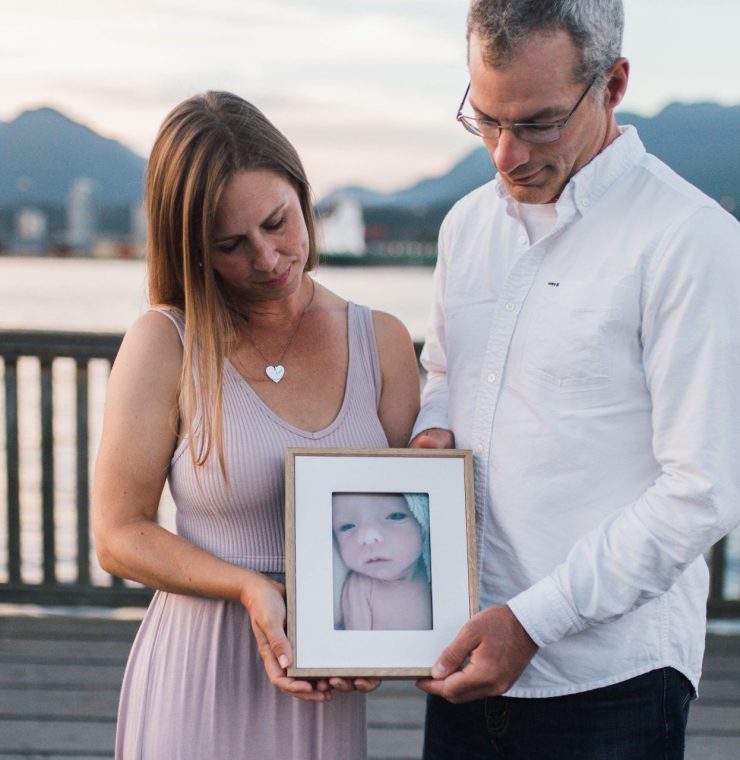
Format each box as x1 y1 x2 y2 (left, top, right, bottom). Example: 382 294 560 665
580 198 590 207
505 302 517 312
518 235 527 245
475 444 484 454
487 373 497 383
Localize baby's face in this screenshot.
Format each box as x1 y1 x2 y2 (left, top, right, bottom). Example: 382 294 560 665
332 493 422 581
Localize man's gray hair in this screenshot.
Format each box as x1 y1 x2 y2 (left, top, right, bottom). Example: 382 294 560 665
468 0 623 88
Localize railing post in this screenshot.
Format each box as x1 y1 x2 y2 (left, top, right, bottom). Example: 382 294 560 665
76 359 91 585
709 538 727 605
4 358 21 583
40 358 56 584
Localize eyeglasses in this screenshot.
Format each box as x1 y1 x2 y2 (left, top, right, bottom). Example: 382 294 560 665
456 76 597 144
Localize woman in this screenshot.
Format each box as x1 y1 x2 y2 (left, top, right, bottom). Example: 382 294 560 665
92 91 420 759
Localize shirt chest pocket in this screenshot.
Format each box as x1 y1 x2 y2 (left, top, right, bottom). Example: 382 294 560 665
522 280 628 391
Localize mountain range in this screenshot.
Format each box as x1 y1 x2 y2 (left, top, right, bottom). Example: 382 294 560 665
322 102 739 212
0 108 146 207
0 102 737 225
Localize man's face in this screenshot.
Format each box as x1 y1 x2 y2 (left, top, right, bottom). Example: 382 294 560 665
468 30 610 204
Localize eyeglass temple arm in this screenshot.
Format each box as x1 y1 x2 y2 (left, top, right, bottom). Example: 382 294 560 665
456 82 471 118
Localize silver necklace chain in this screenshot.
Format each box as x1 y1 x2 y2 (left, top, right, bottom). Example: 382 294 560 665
240 279 316 383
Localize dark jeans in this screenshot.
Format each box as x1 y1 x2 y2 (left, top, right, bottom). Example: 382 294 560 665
422 667 694 760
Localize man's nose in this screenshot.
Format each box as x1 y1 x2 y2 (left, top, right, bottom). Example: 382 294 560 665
490 128 531 175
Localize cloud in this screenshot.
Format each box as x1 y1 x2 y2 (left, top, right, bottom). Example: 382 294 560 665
2 0 737 194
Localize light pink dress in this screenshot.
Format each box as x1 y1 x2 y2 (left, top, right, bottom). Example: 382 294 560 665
116 303 388 760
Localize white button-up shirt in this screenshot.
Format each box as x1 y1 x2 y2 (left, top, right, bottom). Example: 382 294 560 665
413 127 740 697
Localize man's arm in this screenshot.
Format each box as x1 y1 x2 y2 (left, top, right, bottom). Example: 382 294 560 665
411 216 453 440
507 207 740 649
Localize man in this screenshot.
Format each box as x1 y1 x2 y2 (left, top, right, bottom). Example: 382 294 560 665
411 1 740 757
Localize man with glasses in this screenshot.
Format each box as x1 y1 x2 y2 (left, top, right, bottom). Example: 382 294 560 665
411 1 740 757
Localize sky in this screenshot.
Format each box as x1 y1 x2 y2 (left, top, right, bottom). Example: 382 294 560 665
2 0 738 198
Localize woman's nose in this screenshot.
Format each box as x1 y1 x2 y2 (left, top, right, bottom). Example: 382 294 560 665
251 238 280 272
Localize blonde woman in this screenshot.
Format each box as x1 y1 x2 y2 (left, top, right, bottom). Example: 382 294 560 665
92 91 420 759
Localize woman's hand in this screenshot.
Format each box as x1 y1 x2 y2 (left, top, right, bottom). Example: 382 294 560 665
241 573 336 702
328 677 381 694
241 573 382 700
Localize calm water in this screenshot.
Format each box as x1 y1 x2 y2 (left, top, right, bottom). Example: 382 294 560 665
0 256 434 587
0 255 737 596
0 256 434 338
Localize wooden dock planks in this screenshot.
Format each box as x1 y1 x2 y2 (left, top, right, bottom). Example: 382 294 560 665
0 614 738 759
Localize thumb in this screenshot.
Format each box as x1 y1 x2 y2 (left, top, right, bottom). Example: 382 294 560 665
414 434 443 449
431 627 475 679
410 428 453 449
268 628 293 670
253 616 293 671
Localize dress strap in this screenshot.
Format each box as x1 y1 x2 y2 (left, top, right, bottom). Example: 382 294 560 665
347 302 382 407
149 306 186 344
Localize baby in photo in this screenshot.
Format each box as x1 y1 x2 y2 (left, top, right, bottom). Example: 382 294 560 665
332 492 432 631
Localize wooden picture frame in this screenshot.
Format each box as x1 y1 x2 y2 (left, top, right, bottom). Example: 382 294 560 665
285 447 477 678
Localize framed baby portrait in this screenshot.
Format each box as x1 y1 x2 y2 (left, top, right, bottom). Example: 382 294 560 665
284 448 477 678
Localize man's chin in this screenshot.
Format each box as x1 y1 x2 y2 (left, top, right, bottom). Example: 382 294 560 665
500 171 561 204
502 182 555 205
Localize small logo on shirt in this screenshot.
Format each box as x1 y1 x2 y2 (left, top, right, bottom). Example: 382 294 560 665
547 281 560 287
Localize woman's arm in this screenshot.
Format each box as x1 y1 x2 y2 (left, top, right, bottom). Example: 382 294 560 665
91 311 329 701
93 311 247 598
372 311 420 447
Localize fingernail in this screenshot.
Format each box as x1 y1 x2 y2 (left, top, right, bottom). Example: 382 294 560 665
431 663 447 679
278 655 289 669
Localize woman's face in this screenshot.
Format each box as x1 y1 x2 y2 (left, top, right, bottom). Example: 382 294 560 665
332 493 422 581
210 169 309 304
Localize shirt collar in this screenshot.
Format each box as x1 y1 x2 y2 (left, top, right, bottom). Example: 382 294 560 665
561 125 645 211
493 125 646 215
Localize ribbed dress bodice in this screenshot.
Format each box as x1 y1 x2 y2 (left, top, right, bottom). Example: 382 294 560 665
156 301 389 572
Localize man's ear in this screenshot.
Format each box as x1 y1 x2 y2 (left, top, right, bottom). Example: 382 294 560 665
604 57 629 111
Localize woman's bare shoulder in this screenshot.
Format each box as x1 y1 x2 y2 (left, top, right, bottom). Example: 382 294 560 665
124 309 181 352
371 309 413 344
111 310 183 390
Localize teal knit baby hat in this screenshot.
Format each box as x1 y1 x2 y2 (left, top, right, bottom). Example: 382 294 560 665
404 493 431 582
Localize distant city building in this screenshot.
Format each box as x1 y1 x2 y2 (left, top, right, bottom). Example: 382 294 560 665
10 206 49 255
130 202 147 256
66 177 97 252
318 197 365 255
16 207 47 241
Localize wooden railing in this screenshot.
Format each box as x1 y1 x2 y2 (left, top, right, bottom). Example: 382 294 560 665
1 329 738 616
0 329 150 606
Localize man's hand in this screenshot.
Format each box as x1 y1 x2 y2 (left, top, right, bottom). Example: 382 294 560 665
409 427 454 449
416 605 538 703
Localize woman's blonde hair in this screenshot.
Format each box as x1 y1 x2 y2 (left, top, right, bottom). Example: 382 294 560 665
146 91 318 473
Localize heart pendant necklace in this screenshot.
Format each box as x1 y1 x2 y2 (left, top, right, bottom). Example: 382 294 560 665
242 279 315 384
